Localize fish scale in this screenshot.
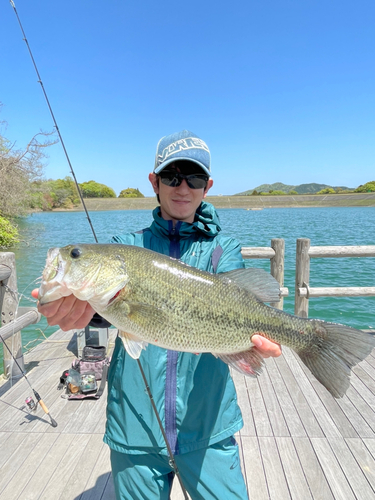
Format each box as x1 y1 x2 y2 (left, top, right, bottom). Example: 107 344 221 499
38 243 375 398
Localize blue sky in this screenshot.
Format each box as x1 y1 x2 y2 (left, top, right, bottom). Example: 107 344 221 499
1 0 374 196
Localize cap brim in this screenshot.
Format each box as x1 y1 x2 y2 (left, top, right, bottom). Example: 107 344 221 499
154 158 210 177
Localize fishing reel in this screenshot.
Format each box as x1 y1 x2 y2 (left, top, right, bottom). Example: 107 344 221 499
25 396 38 413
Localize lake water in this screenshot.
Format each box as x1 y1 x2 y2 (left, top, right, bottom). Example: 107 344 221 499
1 206 375 371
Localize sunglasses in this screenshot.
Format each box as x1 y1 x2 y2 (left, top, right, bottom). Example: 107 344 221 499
159 171 209 189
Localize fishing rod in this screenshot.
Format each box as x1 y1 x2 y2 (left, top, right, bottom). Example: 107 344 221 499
0 332 58 427
9 2 189 496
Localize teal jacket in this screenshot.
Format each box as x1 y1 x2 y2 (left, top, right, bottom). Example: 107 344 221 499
103 202 244 456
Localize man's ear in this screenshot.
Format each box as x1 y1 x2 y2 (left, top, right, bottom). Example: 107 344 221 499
203 178 213 198
149 173 159 194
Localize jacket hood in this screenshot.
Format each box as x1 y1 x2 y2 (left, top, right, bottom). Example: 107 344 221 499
150 201 222 239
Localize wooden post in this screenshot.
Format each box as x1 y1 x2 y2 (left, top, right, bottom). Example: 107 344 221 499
270 238 285 310
0 252 24 379
295 239 310 317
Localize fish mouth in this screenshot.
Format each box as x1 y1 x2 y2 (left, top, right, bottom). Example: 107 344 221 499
38 248 73 304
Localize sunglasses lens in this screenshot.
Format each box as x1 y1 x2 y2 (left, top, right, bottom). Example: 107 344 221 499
160 173 179 187
186 176 208 189
159 172 208 189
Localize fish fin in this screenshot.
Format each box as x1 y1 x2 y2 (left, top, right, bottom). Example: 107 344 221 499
119 331 148 359
297 321 375 398
217 347 264 377
220 268 280 303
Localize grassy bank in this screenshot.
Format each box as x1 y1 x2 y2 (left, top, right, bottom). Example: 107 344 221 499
57 192 375 211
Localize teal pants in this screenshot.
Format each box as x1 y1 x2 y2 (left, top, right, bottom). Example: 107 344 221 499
110 436 249 499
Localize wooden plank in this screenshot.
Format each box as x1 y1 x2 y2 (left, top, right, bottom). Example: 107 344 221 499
241 436 269 500
80 442 112 500
0 433 40 495
282 349 342 438
349 371 375 412
232 370 256 437
0 433 59 500
17 433 76 500
275 437 313 499
345 386 375 433
346 438 375 491
310 438 356 500
0 431 12 448
62 397 102 434
93 392 111 435
366 353 375 369
38 434 92 500
258 436 291 499
274 354 323 438
236 431 247 488
78 388 109 434
336 393 375 439
328 437 375 499
56 435 107 500
291 353 358 439
0 432 29 470
359 357 375 380
265 357 307 438
245 377 273 437
363 438 375 458
353 364 375 396
292 437 334 500
102 474 116 500
257 360 290 437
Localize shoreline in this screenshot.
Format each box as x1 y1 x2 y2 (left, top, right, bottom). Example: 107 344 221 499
47 193 375 212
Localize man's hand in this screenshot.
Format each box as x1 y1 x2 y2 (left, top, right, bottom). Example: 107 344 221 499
252 335 282 358
31 289 95 331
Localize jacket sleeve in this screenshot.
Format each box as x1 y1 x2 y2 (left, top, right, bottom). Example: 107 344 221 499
214 237 245 274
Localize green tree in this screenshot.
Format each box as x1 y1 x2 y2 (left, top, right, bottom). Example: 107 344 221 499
0 215 19 248
317 187 335 194
354 181 375 193
118 188 145 198
29 176 79 210
288 190 298 195
79 180 116 198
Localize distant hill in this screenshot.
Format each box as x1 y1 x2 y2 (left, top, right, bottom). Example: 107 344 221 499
235 182 352 195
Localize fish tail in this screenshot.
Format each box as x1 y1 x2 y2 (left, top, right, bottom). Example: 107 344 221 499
296 322 375 398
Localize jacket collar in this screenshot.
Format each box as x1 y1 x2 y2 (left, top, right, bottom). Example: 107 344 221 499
150 201 222 239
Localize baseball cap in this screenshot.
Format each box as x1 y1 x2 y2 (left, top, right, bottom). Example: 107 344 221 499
154 130 211 176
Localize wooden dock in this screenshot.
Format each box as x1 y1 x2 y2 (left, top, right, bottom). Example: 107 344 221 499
0 328 375 499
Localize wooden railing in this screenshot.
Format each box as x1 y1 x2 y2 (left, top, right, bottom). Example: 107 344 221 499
241 238 289 310
295 239 375 317
0 252 40 379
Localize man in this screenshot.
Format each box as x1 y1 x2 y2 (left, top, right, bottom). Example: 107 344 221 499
33 130 281 499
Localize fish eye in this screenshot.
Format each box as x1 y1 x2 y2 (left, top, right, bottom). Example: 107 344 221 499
70 247 82 259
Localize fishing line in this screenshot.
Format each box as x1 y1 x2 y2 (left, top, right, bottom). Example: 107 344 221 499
9 0 98 243
9 2 189 495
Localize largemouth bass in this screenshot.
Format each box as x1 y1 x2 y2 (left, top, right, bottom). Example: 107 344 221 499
38 244 375 398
